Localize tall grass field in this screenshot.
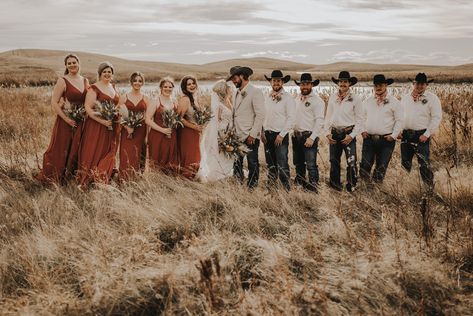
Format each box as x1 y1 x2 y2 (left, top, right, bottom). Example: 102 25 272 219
0 84 472 315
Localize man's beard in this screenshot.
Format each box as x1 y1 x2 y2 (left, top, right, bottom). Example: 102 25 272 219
375 89 386 96
301 88 311 96
235 80 242 88
272 86 283 92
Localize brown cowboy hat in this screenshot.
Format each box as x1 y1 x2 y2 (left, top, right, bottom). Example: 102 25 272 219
226 66 254 81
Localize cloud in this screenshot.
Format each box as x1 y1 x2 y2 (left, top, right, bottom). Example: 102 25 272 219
242 51 308 59
189 50 236 55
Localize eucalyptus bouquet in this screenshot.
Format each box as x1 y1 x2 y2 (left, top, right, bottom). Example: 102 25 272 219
218 125 250 159
93 100 118 131
119 104 144 138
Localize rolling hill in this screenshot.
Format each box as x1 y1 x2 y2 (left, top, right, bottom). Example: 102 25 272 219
1 49 472 86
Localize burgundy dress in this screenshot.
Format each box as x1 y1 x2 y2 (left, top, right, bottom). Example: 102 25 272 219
76 85 120 187
148 103 179 174
36 77 88 184
118 95 147 180
178 104 201 179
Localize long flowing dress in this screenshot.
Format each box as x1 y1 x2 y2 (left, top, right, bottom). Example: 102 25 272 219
148 102 179 174
118 95 147 180
178 103 201 179
197 93 234 182
36 77 87 184
76 85 120 186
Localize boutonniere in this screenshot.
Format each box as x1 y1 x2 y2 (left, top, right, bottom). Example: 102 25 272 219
304 101 311 107
241 91 247 98
421 98 428 104
347 95 353 102
383 99 389 105
271 93 282 103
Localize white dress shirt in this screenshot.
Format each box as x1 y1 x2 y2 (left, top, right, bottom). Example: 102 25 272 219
294 92 325 140
324 91 364 138
401 91 442 137
362 94 404 139
264 89 296 137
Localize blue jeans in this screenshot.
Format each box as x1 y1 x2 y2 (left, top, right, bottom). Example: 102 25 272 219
264 131 290 189
360 136 395 183
329 131 357 191
292 132 319 191
234 138 260 189
400 129 433 186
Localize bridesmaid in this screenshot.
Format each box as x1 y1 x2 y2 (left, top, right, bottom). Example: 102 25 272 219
36 53 89 184
118 72 149 180
146 77 179 174
177 75 204 179
76 62 120 187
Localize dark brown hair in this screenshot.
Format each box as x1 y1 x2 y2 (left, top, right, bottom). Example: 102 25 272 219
130 72 145 85
180 75 197 106
64 54 80 75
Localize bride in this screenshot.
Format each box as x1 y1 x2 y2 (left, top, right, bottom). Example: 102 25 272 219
197 80 234 182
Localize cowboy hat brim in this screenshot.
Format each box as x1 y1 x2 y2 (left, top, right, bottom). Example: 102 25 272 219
226 66 253 81
408 78 434 84
265 74 291 83
373 78 394 85
332 77 358 86
294 79 320 87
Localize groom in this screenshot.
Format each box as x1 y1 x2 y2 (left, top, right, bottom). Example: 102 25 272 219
227 66 265 189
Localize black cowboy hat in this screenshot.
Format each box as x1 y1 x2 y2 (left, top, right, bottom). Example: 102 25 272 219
408 72 434 84
331 71 358 86
373 74 394 85
264 70 291 83
294 73 320 86
226 66 254 81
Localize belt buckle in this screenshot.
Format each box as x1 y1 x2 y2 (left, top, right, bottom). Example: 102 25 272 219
371 134 381 141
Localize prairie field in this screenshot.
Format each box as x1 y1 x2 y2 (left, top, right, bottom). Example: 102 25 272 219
0 84 473 315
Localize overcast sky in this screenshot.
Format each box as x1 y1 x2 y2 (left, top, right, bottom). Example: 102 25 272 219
2 0 472 65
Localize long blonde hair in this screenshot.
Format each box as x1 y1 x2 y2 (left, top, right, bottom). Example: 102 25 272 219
212 79 232 107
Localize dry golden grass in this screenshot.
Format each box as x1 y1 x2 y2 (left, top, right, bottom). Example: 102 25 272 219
0 85 472 315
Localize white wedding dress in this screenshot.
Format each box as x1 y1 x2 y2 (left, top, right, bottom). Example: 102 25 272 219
197 93 234 182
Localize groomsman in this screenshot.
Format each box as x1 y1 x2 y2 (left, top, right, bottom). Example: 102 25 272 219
360 74 404 183
325 71 364 192
400 73 442 187
227 66 265 189
292 73 325 192
262 70 295 190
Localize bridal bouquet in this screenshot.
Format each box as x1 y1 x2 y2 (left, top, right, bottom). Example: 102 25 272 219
119 105 144 139
218 125 250 159
63 99 85 130
93 100 118 130
162 108 184 138
193 104 213 126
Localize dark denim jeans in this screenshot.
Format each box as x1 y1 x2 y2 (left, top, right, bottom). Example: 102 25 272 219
360 136 396 183
400 129 433 186
292 132 319 191
234 138 260 189
329 131 357 191
264 131 290 189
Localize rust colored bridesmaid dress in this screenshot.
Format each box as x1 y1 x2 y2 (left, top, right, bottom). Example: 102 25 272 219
76 85 120 187
118 95 147 180
148 102 179 174
36 77 88 184
178 105 201 179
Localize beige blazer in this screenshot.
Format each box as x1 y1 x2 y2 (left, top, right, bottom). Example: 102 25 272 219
232 83 265 141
